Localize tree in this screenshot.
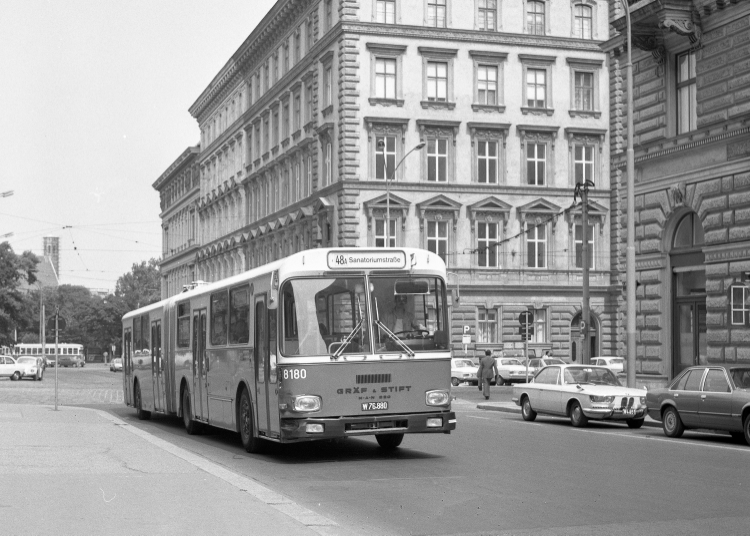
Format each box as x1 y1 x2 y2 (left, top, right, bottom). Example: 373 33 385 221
0 242 39 346
114 258 161 311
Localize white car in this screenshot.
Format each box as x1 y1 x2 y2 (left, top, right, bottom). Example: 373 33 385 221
496 358 532 385
15 356 44 381
0 355 26 381
451 358 479 386
110 358 123 372
591 356 625 374
512 364 647 428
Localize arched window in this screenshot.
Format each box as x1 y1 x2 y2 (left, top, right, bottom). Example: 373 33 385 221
672 212 704 250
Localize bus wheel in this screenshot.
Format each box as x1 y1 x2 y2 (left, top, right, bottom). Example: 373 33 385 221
239 389 264 454
134 382 151 420
376 433 404 450
182 388 201 435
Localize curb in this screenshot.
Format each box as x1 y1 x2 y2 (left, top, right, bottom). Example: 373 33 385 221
476 403 662 428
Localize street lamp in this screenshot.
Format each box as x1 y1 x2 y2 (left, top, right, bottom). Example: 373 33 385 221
378 141 426 246
618 0 636 388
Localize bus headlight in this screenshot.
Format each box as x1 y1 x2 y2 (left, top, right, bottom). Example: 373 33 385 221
292 395 321 412
425 390 450 407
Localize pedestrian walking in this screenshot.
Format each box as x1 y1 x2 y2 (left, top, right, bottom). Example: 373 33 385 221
477 349 499 400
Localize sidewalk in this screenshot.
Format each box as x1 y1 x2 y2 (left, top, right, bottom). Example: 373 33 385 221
0 404 348 536
475 399 662 427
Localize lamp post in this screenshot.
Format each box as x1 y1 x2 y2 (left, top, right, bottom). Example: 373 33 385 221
618 0 636 388
378 141 426 246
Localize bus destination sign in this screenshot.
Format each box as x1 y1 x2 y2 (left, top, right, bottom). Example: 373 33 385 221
327 250 407 270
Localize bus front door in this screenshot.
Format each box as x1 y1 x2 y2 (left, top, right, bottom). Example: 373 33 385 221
267 307 279 436
192 309 209 422
123 329 132 405
151 320 164 412
254 297 269 434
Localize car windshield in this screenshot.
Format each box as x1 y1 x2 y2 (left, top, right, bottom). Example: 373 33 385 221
454 359 474 368
563 366 620 386
731 368 750 388
17 357 36 364
546 358 566 365
501 359 522 366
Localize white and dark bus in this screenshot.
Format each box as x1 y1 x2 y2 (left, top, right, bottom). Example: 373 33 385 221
122 248 456 451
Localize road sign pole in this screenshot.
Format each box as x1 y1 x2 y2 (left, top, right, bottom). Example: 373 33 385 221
54 308 59 411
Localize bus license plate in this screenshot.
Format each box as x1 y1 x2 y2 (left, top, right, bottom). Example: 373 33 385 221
361 401 388 411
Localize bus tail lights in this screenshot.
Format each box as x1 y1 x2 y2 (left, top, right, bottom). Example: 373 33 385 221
425 390 450 407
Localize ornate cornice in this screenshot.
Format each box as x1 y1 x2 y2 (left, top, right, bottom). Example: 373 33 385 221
704 242 750 264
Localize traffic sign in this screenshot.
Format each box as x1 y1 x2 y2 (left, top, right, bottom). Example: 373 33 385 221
46 315 67 331
519 311 534 326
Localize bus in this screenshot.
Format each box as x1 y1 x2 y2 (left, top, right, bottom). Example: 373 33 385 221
122 247 456 452
12 343 85 368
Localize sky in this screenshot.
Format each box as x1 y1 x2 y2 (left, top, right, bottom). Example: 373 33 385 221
1 0 277 291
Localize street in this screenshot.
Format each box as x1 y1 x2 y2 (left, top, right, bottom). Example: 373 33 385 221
2 368 750 535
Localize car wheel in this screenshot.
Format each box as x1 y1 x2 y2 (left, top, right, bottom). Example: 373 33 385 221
134 382 151 420
238 388 264 453
662 406 684 438
451 377 460 387
626 418 644 429
182 388 202 435
521 396 537 422
496 375 506 386
11 371 20 381
744 415 750 446
570 401 588 427
376 433 404 450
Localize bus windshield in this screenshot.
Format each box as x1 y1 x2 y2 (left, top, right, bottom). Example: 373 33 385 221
280 277 369 357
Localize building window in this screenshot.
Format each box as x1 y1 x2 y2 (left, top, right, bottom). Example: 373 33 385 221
427 138 448 182
427 220 448 262
530 308 547 343
306 84 313 122
294 161 301 201
731 286 750 325
376 0 395 23
478 308 498 343
375 219 397 247
307 155 313 194
573 4 592 39
325 142 332 185
293 93 301 131
575 223 594 269
527 143 546 185
375 58 396 99
263 116 270 152
376 135 396 180
677 50 697 134
326 0 334 30
325 66 333 108
477 65 497 105
574 144 594 184
574 71 593 111
272 109 279 146
477 0 496 31
477 141 498 184
273 51 279 84
427 61 448 101
264 62 269 92
477 221 499 267
284 42 290 74
526 68 546 108
527 224 546 268
282 102 290 139
427 0 447 27
294 29 301 63
307 19 314 52
527 1 545 35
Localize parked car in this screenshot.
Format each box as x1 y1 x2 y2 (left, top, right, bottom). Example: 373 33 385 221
512 364 648 428
45 355 55 368
521 357 567 376
591 356 625 374
0 355 26 381
110 358 123 372
15 356 44 381
451 358 479 386
58 354 84 368
646 365 750 445
496 358 532 385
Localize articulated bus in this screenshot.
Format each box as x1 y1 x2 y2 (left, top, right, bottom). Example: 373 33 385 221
122 248 456 452
12 343 85 367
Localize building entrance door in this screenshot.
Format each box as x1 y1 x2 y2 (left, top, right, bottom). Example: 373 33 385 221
674 298 706 377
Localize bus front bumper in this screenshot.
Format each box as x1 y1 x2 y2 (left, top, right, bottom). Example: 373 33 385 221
279 410 456 440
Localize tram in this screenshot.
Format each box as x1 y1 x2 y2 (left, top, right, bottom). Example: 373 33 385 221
122 248 456 451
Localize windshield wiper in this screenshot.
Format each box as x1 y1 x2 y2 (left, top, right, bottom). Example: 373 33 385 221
374 320 414 357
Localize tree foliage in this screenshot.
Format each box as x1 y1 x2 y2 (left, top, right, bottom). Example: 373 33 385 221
0 242 39 346
115 258 161 311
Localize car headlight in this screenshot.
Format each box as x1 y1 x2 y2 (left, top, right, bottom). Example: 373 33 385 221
292 395 321 412
426 389 450 406
639 396 646 405
589 395 614 403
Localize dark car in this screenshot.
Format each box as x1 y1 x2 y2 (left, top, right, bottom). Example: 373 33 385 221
646 365 750 445
58 354 84 368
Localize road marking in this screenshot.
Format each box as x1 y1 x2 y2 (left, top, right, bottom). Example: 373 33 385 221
464 415 490 420
571 427 750 453
94 409 343 534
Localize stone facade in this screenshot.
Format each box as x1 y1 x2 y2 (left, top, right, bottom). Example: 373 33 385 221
157 0 615 360
604 0 750 386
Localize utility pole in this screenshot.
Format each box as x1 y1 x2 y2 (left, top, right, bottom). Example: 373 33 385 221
378 141 426 246
575 180 594 364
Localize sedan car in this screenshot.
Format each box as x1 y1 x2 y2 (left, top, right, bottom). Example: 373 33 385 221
591 356 625 374
512 364 648 428
496 358 532 385
15 356 44 381
521 357 567 377
0 355 26 381
646 365 750 445
110 358 123 372
58 354 84 368
451 358 479 386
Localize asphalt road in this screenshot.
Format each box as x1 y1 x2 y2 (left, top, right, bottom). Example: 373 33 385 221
3 369 750 535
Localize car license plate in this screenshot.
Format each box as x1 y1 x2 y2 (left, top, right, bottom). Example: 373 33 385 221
361 401 388 411
620 408 635 416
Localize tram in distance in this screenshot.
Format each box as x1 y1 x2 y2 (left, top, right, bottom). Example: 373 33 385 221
122 247 456 452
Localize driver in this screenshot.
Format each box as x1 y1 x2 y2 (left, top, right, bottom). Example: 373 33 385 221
384 295 426 333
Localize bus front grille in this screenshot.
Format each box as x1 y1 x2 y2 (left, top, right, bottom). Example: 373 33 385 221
356 373 391 384
346 420 407 432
